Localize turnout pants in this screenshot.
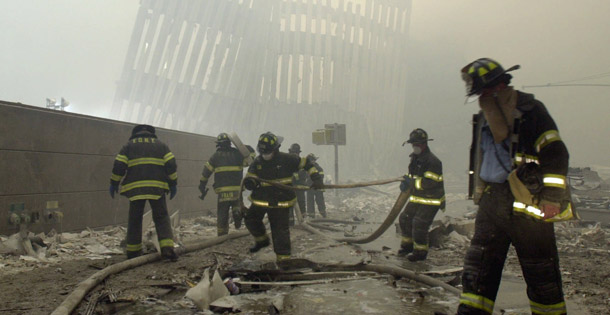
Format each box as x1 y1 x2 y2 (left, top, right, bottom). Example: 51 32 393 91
398 201 439 254
217 199 240 236
306 189 327 218
245 205 291 260
458 182 565 315
289 190 307 224
126 195 174 256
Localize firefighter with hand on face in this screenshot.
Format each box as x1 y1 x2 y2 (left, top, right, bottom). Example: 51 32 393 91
109 124 178 261
397 128 445 262
458 58 573 314
199 133 250 236
288 143 308 225
244 132 323 262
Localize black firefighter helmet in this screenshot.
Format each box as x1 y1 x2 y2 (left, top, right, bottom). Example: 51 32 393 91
288 143 301 154
403 128 433 146
257 132 280 154
461 58 520 96
216 132 231 147
131 124 155 136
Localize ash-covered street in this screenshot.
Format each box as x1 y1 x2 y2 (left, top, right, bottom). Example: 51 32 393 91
1 181 608 314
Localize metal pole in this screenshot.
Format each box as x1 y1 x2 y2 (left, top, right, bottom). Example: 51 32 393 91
334 123 339 196
334 123 339 184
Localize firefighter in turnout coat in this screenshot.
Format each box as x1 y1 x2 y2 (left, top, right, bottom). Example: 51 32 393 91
110 124 178 261
458 58 573 314
305 154 327 218
244 132 323 262
398 128 445 262
199 133 250 236
288 143 308 225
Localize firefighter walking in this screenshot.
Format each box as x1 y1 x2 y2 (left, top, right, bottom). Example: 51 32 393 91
110 124 178 261
199 133 250 236
458 58 573 314
397 128 445 262
244 132 323 262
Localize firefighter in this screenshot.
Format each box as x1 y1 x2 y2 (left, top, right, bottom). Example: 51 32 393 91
244 132 323 262
397 128 445 262
110 124 178 261
288 143 307 225
458 58 572 314
199 133 250 236
305 154 327 218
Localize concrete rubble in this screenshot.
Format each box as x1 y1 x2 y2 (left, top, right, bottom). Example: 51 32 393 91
0 214 219 276
0 183 609 313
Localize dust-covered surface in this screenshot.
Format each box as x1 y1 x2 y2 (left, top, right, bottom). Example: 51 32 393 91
0 186 609 314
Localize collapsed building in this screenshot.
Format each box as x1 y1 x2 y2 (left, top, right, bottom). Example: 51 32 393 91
110 0 414 176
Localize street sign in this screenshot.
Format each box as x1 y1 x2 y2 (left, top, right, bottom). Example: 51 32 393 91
312 123 346 188
312 124 346 145
324 123 346 145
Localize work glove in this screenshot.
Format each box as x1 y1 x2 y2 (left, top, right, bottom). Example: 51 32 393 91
109 184 119 198
243 177 260 191
400 175 412 192
539 200 560 219
311 179 324 190
169 186 177 200
199 187 208 201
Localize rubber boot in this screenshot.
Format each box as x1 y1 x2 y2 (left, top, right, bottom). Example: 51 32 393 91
397 243 413 256
407 249 427 262
126 250 142 260
249 238 270 253
232 209 243 229
161 247 179 262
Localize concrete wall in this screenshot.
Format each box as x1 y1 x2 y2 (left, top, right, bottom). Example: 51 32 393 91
0 101 217 235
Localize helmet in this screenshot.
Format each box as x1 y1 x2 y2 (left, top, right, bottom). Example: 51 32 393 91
288 143 301 154
131 124 155 136
405 128 433 144
461 58 520 96
306 153 318 161
257 132 280 154
215 133 231 147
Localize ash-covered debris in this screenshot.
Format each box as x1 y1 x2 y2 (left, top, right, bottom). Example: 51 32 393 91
0 217 222 275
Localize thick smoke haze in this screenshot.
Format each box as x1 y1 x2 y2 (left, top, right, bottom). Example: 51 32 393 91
1 1 608 181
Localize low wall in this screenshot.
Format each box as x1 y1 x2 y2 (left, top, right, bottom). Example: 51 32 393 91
0 101 217 234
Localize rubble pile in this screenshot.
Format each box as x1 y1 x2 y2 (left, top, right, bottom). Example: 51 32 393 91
0 217 221 276
555 222 610 253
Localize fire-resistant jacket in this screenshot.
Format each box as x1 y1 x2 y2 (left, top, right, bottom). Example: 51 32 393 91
200 147 247 202
110 131 177 201
406 147 445 209
292 168 309 186
512 91 572 220
471 91 573 221
247 152 322 208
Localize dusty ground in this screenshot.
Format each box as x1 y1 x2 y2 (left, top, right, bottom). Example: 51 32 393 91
0 189 609 314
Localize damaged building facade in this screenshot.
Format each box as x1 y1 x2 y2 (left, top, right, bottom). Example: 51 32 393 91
110 0 413 176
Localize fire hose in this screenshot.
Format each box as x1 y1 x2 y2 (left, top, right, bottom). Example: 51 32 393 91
50 177 426 314
240 176 410 244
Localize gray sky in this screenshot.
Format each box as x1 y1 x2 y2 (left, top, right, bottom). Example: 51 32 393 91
1 0 609 169
407 0 610 170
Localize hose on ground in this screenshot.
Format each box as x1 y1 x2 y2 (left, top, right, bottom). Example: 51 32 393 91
50 231 250 315
334 189 411 244
241 175 408 244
